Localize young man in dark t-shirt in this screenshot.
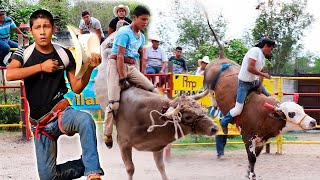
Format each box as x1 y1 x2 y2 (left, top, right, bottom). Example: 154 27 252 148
107 4 132 36
6 10 104 180
168 46 187 74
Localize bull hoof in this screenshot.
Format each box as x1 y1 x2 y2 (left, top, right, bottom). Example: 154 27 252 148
104 135 113 149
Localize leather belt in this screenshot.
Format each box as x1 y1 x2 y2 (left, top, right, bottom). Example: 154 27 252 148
30 99 70 126
108 54 135 64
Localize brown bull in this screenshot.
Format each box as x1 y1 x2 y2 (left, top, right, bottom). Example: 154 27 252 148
199 58 317 179
95 60 219 179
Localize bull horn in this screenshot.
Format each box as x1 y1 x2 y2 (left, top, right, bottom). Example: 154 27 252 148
190 89 209 100
263 102 275 110
164 104 182 119
263 102 280 111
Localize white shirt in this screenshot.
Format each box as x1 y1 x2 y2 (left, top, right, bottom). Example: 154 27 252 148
195 67 204 75
146 46 168 68
79 17 105 38
238 47 265 82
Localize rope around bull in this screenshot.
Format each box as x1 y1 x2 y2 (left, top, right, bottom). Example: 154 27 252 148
147 109 184 140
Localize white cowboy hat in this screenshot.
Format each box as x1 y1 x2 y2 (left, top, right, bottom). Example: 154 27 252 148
67 25 100 79
200 56 210 64
113 4 130 17
148 34 161 42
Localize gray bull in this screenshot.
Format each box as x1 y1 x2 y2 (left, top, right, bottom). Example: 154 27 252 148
95 57 219 179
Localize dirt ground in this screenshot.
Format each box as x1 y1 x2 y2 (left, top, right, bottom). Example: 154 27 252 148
1 129 320 180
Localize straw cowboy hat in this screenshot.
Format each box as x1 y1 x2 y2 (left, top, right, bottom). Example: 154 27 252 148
67 26 100 79
148 34 161 42
113 4 130 17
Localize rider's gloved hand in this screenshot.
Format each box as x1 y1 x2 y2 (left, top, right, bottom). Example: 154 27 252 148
119 78 130 91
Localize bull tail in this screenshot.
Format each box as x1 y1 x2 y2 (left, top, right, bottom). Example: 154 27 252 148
198 1 225 59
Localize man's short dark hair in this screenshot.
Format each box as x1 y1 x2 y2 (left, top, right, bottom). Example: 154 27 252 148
132 5 150 17
255 38 276 48
176 47 182 51
30 9 54 28
82 10 90 17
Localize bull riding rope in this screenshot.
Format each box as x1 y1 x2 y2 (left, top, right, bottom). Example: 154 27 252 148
147 105 184 140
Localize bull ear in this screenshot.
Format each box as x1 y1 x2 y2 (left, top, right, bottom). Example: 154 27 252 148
269 110 286 121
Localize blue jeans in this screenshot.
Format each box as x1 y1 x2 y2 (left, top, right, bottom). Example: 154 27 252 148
32 107 104 179
235 79 270 104
221 79 270 127
146 66 161 74
215 135 227 156
0 39 18 66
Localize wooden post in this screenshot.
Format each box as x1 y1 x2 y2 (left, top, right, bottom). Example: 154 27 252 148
1 68 7 103
20 82 26 139
163 62 174 162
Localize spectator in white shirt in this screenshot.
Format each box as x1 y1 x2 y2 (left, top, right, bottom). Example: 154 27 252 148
79 10 105 43
143 35 167 74
195 56 210 75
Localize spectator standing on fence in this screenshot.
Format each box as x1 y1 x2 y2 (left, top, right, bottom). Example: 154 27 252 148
195 56 210 75
79 10 105 43
0 6 28 66
6 9 104 179
143 35 167 74
168 47 187 74
108 4 132 36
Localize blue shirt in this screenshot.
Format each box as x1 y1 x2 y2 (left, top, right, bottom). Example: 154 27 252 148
111 26 145 61
0 17 17 40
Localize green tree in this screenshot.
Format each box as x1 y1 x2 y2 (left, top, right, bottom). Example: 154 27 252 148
253 0 314 74
0 0 41 42
68 1 143 32
195 39 249 65
169 0 227 66
38 0 71 30
312 58 320 73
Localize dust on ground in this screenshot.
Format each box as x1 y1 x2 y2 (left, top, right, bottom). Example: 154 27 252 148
1 130 320 180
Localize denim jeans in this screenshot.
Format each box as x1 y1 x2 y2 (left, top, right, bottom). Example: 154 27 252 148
236 79 270 104
0 39 18 66
32 107 104 180
220 79 270 127
146 66 161 74
215 135 227 156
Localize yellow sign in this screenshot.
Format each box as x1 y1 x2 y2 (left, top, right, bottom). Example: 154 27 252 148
172 74 205 91
172 74 212 107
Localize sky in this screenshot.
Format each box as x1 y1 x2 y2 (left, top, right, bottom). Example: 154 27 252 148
136 0 319 55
